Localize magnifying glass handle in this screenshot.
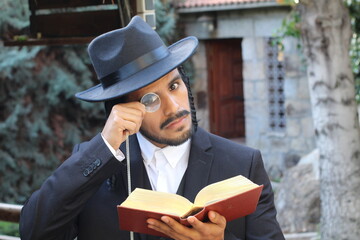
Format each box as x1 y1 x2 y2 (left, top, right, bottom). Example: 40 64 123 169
125 131 131 196
125 131 135 240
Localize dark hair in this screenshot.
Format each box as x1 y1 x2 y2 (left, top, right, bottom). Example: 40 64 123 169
177 65 198 132
103 65 198 131
104 96 126 118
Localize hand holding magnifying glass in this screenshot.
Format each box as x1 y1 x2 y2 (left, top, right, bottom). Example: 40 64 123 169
140 92 161 112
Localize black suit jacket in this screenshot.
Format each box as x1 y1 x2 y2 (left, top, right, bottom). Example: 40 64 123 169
20 128 284 240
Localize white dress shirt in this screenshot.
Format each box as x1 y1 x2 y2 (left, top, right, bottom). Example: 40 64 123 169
136 132 190 194
101 133 190 194
101 134 125 161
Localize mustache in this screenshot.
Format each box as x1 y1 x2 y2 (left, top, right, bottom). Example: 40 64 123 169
160 110 190 130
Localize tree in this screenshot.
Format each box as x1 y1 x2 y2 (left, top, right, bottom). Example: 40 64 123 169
0 0 105 203
154 0 195 81
155 0 177 45
348 0 360 103
297 0 360 238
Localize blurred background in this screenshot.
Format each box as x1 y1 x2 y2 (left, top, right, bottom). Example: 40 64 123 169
1 0 360 239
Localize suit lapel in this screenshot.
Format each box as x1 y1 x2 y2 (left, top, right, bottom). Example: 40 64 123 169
120 135 151 240
182 128 214 202
120 135 152 192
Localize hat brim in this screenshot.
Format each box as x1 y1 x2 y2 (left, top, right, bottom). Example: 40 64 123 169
75 36 198 102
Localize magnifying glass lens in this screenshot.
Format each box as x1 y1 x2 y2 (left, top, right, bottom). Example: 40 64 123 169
140 93 161 112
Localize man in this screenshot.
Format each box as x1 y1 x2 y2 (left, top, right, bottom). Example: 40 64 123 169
20 16 285 240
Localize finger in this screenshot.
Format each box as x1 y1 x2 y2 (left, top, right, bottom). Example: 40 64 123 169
208 211 226 228
118 102 146 115
162 216 202 240
109 104 144 129
112 112 143 132
112 105 145 120
186 215 203 228
121 120 138 135
186 212 226 232
147 218 178 238
147 217 194 240
102 102 145 149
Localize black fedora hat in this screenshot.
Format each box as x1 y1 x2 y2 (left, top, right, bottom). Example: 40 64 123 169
75 16 198 102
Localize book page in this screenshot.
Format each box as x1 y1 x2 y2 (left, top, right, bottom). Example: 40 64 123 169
120 188 194 216
193 175 259 206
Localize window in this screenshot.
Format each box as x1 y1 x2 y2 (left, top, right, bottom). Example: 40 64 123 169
266 38 286 131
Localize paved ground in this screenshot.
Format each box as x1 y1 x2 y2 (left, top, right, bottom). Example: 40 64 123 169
284 232 318 240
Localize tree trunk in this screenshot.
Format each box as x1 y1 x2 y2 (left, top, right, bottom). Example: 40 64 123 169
298 0 360 238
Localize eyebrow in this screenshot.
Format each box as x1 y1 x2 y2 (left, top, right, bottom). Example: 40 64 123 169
135 73 182 102
168 74 181 87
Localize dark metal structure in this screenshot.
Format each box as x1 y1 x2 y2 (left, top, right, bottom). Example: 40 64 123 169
5 0 136 46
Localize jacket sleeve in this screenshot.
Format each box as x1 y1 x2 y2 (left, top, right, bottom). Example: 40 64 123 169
19 134 122 240
245 150 285 240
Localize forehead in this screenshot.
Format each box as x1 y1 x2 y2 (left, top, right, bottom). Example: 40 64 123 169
129 69 181 99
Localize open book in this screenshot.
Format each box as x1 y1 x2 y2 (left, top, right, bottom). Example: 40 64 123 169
117 175 263 237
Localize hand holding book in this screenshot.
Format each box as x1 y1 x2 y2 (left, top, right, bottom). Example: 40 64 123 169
147 209 227 239
117 175 263 237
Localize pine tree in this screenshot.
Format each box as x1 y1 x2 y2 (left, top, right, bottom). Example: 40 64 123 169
0 0 104 203
155 0 177 45
155 0 195 81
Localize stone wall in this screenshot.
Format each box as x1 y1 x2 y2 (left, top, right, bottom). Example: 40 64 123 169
191 42 210 131
242 36 316 178
178 6 316 179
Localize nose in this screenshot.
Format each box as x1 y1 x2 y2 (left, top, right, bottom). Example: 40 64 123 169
161 94 180 116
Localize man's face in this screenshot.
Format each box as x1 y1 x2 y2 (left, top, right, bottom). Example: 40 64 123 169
127 69 192 148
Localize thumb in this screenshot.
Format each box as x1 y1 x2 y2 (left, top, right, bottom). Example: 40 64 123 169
209 211 226 227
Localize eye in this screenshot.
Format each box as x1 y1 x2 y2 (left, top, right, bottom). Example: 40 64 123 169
169 82 179 91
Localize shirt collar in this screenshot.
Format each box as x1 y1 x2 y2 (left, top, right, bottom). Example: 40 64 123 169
136 132 191 168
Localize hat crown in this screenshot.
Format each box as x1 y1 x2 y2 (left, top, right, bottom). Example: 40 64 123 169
75 16 198 102
88 16 165 79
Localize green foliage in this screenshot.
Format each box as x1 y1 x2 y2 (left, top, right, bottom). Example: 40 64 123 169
0 0 29 39
0 0 104 204
347 0 360 103
277 10 301 39
154 0 195 82
272 3 301 50
155 0 177 45
0 221 19 237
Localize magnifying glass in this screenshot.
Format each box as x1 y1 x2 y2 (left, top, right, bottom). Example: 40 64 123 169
140 92 161 112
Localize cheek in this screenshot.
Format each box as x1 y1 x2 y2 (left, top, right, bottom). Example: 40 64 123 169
178 88 190 109
182 95 191 111
141 114 160 130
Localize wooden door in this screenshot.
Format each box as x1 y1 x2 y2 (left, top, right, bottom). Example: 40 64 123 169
206 39 245 138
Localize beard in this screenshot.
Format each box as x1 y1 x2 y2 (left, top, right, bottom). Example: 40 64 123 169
140 110 193 146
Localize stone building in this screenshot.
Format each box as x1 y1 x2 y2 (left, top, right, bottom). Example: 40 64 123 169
175 0 316 179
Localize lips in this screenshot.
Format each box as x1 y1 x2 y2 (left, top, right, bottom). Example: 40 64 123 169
160 110 190 130
164 115 188 129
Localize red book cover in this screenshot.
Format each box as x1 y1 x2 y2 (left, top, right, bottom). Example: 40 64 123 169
117 185 263 237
